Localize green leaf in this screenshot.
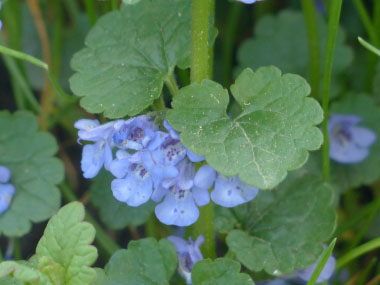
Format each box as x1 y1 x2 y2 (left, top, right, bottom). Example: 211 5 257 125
90 169 155 229
191 258 254 285
0 261 51 284
104 238 177 284
70 0 211 118
167 66 323 189
0 111 63 237
237 10 353 98
374 62 380 101
35 202 98 285
225 172 336 275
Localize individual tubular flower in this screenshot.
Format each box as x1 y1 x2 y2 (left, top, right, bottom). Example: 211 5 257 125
167 235 205 284
328 114 377 164
112 116 157 150
211 175 259 207
109 150 153 206
152 159 213 226
75 119 116 178
0 166 15 216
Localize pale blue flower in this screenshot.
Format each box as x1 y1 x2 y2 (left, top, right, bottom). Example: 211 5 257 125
297 253 336 283
153 159 212 226
167 235 204 284
0 166 15 216
211 175 259 207
112 116 157 150
328 114 377 164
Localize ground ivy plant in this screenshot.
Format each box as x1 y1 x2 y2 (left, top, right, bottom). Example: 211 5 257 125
0 0 380 284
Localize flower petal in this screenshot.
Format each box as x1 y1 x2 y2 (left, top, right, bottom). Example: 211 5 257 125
0 184 15 215
351 126 377 147
0 166 11 183
211 175 259 207
194 165 216 190
192 186 210 206
330 140 369 163
81 142 105 179
186 149 205 162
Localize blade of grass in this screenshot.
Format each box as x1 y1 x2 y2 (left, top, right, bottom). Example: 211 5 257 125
307 238 337 285
358 37 380 57
321 0 343 182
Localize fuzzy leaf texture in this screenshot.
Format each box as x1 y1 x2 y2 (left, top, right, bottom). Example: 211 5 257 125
90 170 155 229
224 172 336 275
167 66 323 189
104 238 177 285
0 261 52 284
0 111 63 237
191 258 254 285
35 202 98 285
237 9 353 98
70 0 215 118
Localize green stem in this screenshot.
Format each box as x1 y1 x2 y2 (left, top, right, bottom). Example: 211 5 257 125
357 257 377 285
165 73 179 97
222 2 243 87
358 37 380 57
60 183 120 258
321 0 343 182
0 44 48 69
111 0 118 10
336 237 380 270
207 0 215 79
13 238 22 260
190 0 215 259
301 0 321 99
84 0 97 26
190 0 210 83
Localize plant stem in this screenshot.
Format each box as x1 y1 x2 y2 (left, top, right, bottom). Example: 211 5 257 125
60 183 120 258
165 73 179 97
301 0 321 99
84 0 97 26
190 0 210 83
190 0 215 259
13 238 22 260
336 237 380 270
222 2 243 87
321 0 343 182
111 0 119 10
207 0 215 79
359 37 380 57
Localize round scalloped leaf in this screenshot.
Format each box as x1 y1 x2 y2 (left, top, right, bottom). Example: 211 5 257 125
0 111 63 237
167 66 323 189
237 9 353 98
70 0 213 119
191 258 254 285
225 172 336 275
104 238 177 284
90 170 155 229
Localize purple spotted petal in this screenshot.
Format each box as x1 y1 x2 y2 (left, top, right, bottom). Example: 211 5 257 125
186 149 205 162
155 188 199 226
0 166 11 183
297 254 336 283
194 165 216 190
0 184 15 215
81 141 105 179
111 165 152 206
211 175 259 207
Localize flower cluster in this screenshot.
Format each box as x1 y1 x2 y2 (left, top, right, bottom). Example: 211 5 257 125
75 116 259 226
328 114 376 164
0 166 15 216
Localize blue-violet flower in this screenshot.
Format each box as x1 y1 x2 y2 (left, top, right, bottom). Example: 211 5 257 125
328 114 376 164
167 235 204 284
0 166 15 216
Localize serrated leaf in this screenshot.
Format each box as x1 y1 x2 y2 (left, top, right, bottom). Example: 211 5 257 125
70 0 215 118
90 169 155 229
0 261 52 284
225 173 336 275
167 66 323 189
0 111 63 237
237 10 353 98
191 258 254 285
104 238 177 285
35 202 98 285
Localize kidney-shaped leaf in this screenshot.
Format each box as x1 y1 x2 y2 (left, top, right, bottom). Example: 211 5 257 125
0 111 63 237
167 66 323 189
